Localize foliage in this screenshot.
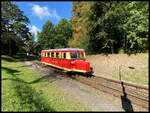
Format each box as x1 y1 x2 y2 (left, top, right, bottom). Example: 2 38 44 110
54 18 72 48
2 55 88 111
70 1 149 54
23 33 35 55
69 2 91 49
84 1 129 53
36 19 73 54
36 20 55 52
118 48 125 54
2 1 148 55
1 1 30 56
122 1 149 53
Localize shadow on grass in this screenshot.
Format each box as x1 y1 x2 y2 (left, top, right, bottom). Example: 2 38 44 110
2 66 57 84
28 74 57 84
2 67 20 74
2 66 55 111
2 55 40 63
26 56 40 61
13 82 55 111
2 56 20 62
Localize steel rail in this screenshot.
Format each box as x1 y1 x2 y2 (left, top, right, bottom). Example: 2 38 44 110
67 75 149 109
93 76 148 90
35 61 149 109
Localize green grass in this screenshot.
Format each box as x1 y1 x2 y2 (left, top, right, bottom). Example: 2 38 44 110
120 66 148 85
88 53 148 86
2 55 89 111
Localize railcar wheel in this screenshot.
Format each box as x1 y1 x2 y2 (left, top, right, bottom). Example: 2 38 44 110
86 67 94 77
90 67 94 74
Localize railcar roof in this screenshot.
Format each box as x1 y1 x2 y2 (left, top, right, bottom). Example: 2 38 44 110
41 48 84 52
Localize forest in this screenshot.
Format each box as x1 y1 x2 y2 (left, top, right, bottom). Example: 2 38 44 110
1 1 149 56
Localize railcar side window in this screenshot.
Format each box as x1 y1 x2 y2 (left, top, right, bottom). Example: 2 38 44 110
56 53 59 58
64 53 66 59
51 52 54 58
47 53 50 57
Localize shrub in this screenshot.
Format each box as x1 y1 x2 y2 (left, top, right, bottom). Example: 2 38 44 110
118 48 125 54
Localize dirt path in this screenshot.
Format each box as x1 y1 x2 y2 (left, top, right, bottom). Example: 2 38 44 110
54 78 124 111
23 59 125 111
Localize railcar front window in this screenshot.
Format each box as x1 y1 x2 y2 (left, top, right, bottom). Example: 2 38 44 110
70 52 84 59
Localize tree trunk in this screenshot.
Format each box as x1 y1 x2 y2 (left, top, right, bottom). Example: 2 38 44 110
125 35 127 51
9 38 12 56
111 42 114 54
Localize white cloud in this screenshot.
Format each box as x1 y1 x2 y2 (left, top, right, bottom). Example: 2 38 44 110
29 25 40 42
31 4 61 20
30 25 40 36
50 10 61 20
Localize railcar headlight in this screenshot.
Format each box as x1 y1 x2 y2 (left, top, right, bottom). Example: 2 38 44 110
70 61 74 65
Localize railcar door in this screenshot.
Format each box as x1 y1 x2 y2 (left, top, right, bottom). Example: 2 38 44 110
59 52 63 68
51 52 54 65
62 52 67 70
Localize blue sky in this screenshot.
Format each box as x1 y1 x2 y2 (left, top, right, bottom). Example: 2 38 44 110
13 1 72 41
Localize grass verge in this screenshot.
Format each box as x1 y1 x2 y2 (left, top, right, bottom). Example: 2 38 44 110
87 53 148 85
2 55 88 111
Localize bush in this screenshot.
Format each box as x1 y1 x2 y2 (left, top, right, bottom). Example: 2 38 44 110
118 48 125 54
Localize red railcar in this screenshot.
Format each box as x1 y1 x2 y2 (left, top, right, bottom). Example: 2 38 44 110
41 48 93 74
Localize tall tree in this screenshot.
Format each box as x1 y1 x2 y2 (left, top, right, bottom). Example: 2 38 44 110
1 1 30 55
70 1 148 54
69 1 91 49
54 18 72 48
85 1 129 53
23 33 34 56
36 20 55 51
122 1 149 53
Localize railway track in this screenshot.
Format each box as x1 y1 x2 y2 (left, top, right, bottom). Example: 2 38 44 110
31 60 149 110
65 75 149 109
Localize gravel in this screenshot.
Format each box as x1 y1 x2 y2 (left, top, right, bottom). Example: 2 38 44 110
23 60 124 111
